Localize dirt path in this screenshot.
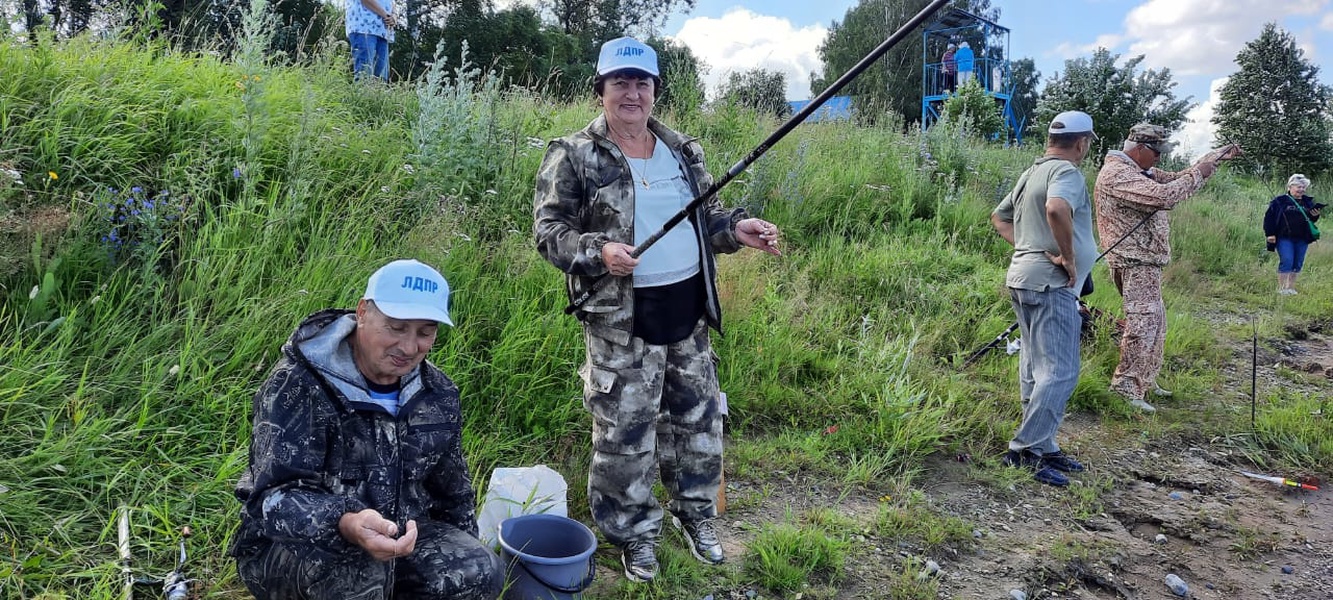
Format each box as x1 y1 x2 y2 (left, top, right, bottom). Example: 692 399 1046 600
727 319 1332 599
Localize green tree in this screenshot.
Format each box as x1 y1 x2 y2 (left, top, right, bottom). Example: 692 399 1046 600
941 78 1002 138
547 0 696 38
717 67 789 117
1213 23 1332 175
648 36 707 116
812 0 997 127
1004 56 1040 137
1034 48 1191 154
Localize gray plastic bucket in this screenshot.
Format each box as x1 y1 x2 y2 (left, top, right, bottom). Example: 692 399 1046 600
497 514 597 600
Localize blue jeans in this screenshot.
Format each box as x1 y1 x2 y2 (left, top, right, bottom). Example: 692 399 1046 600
1276 237 1310 273
1008 286 1081 455
349 33 389 81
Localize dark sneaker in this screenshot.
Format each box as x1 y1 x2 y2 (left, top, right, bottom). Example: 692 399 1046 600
620 540 659 583
672 516 724 564
1152 386 1173 398
1032 466 1070 487
1002 449 1070 487
1001 449 1039 468
1041 451 1085 473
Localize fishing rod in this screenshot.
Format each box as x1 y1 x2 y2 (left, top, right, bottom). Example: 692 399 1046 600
118 506 194 600
961 139 1247 367
959 207 1158 369
564 0 953 314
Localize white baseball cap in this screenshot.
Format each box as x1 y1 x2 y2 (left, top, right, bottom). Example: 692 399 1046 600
363 259 453 325
1048 111 1098 139
596 36 659 77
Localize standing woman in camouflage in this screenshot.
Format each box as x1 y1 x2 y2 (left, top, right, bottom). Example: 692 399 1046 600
533 36 782 584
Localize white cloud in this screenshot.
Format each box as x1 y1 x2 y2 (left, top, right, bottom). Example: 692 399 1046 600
1123 0 1326 76
670 9 828 101
1050 34 1124 60
1321 12 1333 29
1172 77 1228 160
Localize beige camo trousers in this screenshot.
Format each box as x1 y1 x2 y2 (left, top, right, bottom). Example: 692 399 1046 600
1110 265 1166 401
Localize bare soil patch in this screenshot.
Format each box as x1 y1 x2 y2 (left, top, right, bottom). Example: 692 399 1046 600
607 320 1333 599
576 312 1333 599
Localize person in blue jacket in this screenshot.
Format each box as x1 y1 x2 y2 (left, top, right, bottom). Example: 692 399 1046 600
1264 173 1323 295
955 41 975 87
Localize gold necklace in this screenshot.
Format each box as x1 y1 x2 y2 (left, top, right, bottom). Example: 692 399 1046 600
630 157 650 189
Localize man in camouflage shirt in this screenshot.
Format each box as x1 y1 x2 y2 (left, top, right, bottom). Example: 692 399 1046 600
232 259 502 600
1095 124 1239 412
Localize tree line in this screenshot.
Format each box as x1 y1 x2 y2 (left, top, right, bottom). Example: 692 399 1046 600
6 1 1328 174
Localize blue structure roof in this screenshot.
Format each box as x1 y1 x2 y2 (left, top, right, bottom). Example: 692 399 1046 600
787 96 853 122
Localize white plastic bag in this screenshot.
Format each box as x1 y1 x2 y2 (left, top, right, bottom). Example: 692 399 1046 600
476 465 568 550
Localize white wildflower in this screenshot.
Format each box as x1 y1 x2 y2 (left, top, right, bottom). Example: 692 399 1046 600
90 295 101 305
402 164 416 174
168 365 181 377
380 186 390 193
28 285 39 300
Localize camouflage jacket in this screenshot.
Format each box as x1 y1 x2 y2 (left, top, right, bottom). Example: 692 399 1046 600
1094 151 1210 268
533 114 746 346
232 309 477 554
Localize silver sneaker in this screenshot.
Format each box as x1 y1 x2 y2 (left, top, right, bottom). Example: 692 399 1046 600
1129 398 1157 413
673 516 724 564
620 540 659 583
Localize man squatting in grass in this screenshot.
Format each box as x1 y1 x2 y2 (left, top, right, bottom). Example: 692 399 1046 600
1095 124 1239 413
534 36 782 583
231 259 503 600
346 0 397 81
990 111 1099 488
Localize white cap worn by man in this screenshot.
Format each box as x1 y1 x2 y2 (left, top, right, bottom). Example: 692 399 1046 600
362 259 453 325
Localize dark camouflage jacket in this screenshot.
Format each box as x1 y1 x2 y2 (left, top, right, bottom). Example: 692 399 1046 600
533 114 747 346
232 309 477 554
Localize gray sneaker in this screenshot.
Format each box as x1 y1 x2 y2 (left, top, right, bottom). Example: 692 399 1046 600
1129 398 1157 413
620 540 659 583
673 516 724 564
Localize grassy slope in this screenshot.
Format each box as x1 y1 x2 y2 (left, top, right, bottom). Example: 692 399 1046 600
1 34 1330 599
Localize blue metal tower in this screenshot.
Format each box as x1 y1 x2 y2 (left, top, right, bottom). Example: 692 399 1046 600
920 8 1022 143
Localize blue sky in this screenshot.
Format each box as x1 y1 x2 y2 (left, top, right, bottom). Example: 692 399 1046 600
498 0 1333 156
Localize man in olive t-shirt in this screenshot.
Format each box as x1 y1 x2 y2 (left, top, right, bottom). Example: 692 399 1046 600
990 111 1099 487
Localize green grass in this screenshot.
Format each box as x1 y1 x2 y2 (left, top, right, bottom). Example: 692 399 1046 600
2 21 1332 599
743 523 848 594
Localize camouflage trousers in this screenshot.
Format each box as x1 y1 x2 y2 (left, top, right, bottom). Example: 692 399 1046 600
1110 265 1166 401
236 520 503 600
581 318 723 546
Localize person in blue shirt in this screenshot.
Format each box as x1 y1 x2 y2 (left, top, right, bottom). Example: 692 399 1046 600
346 0 396 81
955 41 975 87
